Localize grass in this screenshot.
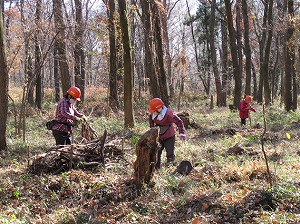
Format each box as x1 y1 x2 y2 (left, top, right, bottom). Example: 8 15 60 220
0 89 300 223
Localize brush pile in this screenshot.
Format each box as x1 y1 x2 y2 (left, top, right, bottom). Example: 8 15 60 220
28 121 108 174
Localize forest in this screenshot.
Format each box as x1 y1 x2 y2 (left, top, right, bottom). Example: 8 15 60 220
0 0 300 223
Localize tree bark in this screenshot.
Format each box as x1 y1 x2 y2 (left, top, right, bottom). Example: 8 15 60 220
220 19 228 106
53 41 60 102
262 0 273 105
151 1 169 105
134 127 159 188
106 0 119 111
210 0 223 106
162 0 174 98
35 0 43 109
224 0 242 107
284 0 294 111
25 40 34 106
74 0 86 102
242 0 252 96
53 0 71 94
0 2 8 151
236 0 243 85
141 0 160 98
118 0 135 128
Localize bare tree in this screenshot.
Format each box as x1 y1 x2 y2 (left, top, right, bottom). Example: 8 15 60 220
284 0 295 111
0 2 8 151
220 18 228 106
242 0 252 96
224 0 242 107
209 0 224 106
118 0 134 128
151 1 169 105
35 0 43 109
74 0 86 101
105 0 119 110
262 0 273 105
140 0 160 98
53 0 71 94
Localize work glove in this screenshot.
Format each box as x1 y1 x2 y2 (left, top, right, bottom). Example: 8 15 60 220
75 116 82 122
179 134 186 141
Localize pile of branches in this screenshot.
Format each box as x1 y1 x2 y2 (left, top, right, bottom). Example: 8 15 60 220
28 121 108 174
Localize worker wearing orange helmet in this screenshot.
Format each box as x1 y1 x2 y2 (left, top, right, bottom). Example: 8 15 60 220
148 98 186 169
239 95 256 126
52 86 86 145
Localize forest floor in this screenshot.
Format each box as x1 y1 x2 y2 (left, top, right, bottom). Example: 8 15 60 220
1 89 300 223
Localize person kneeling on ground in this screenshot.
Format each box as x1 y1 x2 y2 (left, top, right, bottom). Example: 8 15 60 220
148 98 186 169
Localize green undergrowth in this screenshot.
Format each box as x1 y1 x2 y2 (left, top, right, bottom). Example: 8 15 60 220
1 91 300 223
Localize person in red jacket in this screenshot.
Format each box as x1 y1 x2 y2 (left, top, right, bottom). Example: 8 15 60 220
239 95 256 126
148 98 186 169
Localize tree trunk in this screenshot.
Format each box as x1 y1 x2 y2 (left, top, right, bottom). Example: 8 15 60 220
20 0 34 106
25 40 34 106
289 1 297 110
242 0 252 96
210 0 222 106
118 0 134 128
0 2 8 151
107 0 119 111
252 62 258 100
134 127 159 189
262 0 273 105
152 1 169 105
220 19 228 106
35 0 43 109
224 0 242 107
236 0 243 85
74 0 86 102
53 41 60 102
284 0 294 111
53 0 71 94
162 0 174 99
140 0 160 98
256 2 267 103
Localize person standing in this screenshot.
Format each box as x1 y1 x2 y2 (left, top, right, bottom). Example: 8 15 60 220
239 95 256 126
148 98 186 169
52 86 86 145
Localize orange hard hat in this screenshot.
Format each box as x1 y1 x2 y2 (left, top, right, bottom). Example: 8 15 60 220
149 98 164 113
245 95 252 103
67 86 81 101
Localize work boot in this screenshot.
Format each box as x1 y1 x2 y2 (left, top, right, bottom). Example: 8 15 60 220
166 156 175 166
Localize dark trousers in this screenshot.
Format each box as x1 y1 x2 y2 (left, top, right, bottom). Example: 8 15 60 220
52 130 71 145
156 135 176 169
241 118 246 126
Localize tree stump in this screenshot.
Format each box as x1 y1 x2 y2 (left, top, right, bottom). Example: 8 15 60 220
133 127 160 188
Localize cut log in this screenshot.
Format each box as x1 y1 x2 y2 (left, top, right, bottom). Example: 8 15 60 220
133 127 160 188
